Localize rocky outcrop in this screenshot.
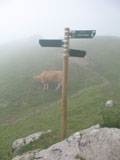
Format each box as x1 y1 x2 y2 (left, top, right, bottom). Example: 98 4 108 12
12 125 120 160
12 130 52 152
12 149 40 160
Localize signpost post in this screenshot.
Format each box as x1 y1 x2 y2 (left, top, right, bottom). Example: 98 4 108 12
61 28 70 139
39 28 96 139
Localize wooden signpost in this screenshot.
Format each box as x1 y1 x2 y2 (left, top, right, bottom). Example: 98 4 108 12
39 28 96 139
61 28 70 138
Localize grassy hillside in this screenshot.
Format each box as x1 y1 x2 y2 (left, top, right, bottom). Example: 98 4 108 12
0 36 120 160
0 39 101 126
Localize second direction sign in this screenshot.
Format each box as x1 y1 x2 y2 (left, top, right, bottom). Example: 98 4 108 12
69 49 86 57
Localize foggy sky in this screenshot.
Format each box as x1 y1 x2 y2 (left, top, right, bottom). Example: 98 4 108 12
0 0 120 44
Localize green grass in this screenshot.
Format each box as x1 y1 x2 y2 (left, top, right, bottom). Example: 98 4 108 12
100 104 120 128
75 155 86 160
0 36 120 160
1 85 114 160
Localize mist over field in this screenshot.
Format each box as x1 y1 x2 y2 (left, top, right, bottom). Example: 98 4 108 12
0 0 120 45
0 35 120 160
0 0 120 160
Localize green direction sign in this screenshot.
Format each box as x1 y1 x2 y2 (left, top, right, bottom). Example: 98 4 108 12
70 30 96 39
69 49 86 57
39 39 63 47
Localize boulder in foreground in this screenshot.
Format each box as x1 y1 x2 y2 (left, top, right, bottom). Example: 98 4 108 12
12 125 120 160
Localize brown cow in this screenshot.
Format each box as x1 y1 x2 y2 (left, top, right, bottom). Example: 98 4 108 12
34 71 62 90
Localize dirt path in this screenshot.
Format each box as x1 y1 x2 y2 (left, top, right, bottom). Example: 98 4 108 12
1 99 61 126
1 57 110 126
70 57 110 98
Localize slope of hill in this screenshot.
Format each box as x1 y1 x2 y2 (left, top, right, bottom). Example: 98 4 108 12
0 36 120 160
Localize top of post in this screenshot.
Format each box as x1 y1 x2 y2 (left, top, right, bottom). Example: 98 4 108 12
65 28 70 31
64 28 70 37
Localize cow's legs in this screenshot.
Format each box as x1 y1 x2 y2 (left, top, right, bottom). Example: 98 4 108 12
46 83 49 90
43 83 49 91
56 83 61 90
43 83 46 91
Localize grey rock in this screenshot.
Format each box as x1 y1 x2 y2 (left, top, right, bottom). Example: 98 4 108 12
12 130 52 152
12 125 120 160
106 100 114 107
12 149 40 160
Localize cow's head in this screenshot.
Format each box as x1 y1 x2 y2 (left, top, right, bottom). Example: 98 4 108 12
33 74 42 80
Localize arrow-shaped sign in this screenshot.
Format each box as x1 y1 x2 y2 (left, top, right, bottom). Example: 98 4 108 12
70 30 96 39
